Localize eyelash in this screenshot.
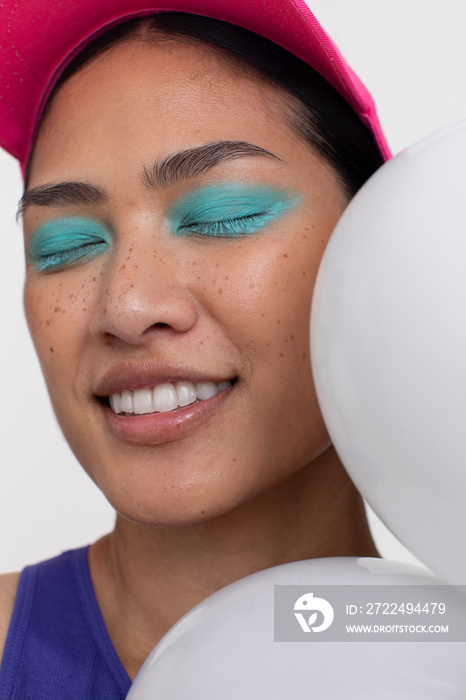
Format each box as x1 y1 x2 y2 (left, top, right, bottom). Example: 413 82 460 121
177 212 267 237
32 241 108 272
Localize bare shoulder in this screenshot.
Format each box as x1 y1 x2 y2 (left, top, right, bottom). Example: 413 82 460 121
0 572 20 662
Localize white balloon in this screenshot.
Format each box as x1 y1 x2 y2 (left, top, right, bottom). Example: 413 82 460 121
127 558 466 698
310 120 466 585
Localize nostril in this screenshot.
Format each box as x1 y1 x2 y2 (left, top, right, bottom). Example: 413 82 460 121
93 283 198 340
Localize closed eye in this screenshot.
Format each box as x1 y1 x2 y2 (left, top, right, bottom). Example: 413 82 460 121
178 213 268 237
28 217 111 272
32 240 109 272
169 183 302 240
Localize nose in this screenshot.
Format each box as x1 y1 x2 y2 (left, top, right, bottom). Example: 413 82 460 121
90 236 198 345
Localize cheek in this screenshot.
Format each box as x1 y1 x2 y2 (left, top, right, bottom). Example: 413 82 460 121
23 271 100 378
212 234 330 468
201 228 325 366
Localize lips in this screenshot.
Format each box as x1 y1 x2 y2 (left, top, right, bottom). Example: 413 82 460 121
95 361 237 445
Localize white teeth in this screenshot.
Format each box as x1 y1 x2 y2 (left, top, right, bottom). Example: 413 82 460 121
176 381 197 407
120 390 133 413
110 393 122 414
196 381 218 400
153 383 178 412
108 379 232 416
132 388 153 415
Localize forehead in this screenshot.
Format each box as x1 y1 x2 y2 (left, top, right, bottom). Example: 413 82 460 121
28 38 299 187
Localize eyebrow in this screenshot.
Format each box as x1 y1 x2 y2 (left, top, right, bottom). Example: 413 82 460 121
142 141 281 188
17 182 106 220
17 140 281 219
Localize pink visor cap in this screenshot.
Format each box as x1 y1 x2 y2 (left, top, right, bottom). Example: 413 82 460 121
0 0 391 173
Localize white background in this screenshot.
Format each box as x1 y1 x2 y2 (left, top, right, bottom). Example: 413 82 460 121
1 0 465 573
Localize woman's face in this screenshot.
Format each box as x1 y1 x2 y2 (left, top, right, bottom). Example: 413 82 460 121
23 38 347 525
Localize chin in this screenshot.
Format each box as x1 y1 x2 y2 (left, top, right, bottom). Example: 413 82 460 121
100 473 243 528
112 496 233 529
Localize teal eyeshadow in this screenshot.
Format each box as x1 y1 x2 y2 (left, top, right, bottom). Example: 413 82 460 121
28 217 112 272
168 184 302 238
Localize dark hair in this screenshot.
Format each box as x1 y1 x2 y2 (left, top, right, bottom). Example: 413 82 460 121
27 13 384 196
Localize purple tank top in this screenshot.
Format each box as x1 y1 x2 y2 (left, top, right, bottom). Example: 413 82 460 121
0 547 132 699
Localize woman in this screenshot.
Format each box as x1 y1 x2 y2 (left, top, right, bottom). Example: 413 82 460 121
0 0 389 696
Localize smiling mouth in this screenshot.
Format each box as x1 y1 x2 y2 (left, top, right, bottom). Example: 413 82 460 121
107 379 235 416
